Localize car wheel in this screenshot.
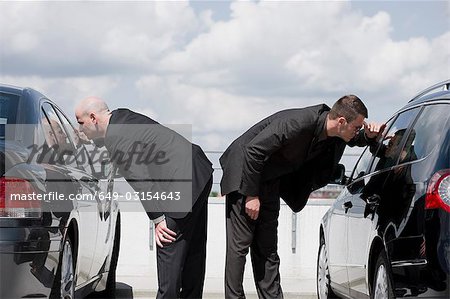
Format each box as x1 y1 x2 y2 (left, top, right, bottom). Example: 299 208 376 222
372 250 394 299
50 238 75 299
96 216 120 298
317 238 337 299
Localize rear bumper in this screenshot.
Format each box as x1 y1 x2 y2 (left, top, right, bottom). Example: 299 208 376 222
0 227 63 298
0 250 61 298
392 260 449 298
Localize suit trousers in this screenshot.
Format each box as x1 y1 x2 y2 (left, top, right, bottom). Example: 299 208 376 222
156 178 212 299
225 180 283 299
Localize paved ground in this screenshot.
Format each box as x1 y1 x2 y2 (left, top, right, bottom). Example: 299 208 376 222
109 203 319 299
114 267 317 298
113 281 317 298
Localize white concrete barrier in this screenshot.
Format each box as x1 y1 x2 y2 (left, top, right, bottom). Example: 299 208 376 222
116 195 333 296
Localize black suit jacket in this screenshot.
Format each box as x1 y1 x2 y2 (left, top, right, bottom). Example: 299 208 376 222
105 109 213 220
220 104 371 212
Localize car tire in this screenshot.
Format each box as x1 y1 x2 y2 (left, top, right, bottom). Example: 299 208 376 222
371 250 395 299
96 216 121 298
317 237 338 299
50 237 75 299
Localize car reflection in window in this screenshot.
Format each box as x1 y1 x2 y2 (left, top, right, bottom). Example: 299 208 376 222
363 128 417 226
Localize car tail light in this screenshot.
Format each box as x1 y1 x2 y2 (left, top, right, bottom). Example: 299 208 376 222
0 177 42 218
425 169 450 213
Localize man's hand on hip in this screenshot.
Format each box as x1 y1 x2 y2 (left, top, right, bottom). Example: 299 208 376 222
154 219 177 248
245 196 260 220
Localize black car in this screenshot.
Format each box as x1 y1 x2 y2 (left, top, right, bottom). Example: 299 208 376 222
317 80 450 299
0 84 120 298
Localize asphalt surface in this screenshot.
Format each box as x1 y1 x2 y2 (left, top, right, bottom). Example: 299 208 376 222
105 200 319 299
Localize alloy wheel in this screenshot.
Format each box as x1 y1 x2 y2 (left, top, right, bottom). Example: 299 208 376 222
374 264 389 299
317 243 331 299
60 240 75 299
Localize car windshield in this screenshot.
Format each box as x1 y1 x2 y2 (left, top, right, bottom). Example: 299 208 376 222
0 92 20 139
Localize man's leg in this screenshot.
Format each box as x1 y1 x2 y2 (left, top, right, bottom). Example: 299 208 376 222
156 216 187 299
250 218 282 299
250 182 283 299
180 179 212 298
225 193 255 299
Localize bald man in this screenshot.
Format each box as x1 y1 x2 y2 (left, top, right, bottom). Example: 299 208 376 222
75 97 213 299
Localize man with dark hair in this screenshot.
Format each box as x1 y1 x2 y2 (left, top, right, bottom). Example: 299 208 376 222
220 95 384 299
328 94 368 122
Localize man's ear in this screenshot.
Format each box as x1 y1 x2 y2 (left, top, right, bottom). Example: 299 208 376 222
90 112 97 124
338 117 346 125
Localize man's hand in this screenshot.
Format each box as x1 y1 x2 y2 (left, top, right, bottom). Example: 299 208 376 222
363 122 386 140
245 196 260 220
74 129 91 145
154 219 177 248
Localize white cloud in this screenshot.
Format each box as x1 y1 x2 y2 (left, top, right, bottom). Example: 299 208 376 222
10 32 38 52
193 133 228 152
137 108 159 120
156 1 448 122
1 0 449 150
0 1 206 75
136 75 284 133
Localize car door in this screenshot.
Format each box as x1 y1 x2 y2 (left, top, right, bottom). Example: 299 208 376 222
41 103 101 285
346 107 421 298
344 151 377 299
53 106 114 279
385 103 450 282
327 143 375 297
327 190 351 294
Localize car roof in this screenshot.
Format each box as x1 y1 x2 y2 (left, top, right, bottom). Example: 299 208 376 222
0 83 27 94
0 83 55 124
399 80 450 112
0 83 47 100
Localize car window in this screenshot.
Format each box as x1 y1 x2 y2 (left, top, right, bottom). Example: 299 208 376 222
53 106 94 174
349 116 396 181
39 103 79 168
0 92 20 139
350 147 372 180
407 104 450 161
369 107 421 173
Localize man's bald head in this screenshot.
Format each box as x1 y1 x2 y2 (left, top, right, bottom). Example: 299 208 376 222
75 96 109 118
75 96 111 141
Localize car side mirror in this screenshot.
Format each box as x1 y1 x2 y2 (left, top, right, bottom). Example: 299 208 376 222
100 160 122 179
101 160 111 179
330 164 347 185
93 160 110 180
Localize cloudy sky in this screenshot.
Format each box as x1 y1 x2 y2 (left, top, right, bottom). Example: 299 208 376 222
1 0 449 185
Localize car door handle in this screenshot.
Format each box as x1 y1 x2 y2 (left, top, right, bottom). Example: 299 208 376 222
366 194 381 206
80 176 98 189
364 194 380 219
342 201 353 213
